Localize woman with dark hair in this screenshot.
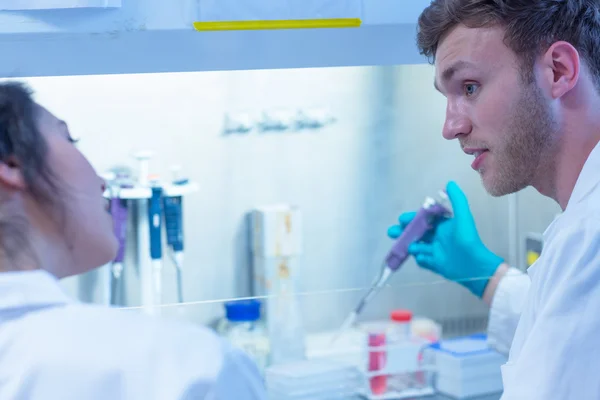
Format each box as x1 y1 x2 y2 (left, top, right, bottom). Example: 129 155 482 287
0 81 266 400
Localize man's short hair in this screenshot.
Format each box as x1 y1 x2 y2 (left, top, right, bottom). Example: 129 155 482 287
417 0 600 88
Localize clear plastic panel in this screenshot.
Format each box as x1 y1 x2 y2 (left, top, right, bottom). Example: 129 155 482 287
25 65 560 399
117 274 514 399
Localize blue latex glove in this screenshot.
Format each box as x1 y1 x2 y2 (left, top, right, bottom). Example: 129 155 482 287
387 181 504 298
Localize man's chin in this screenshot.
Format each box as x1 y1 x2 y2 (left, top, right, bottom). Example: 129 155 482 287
481 172 526 197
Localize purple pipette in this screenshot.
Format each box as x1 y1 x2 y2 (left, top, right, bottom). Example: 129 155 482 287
111 197 128 265
109 179 133 305
385 197 450 271
334 193 452 338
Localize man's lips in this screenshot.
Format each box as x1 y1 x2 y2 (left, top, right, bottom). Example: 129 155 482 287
463 147 489 170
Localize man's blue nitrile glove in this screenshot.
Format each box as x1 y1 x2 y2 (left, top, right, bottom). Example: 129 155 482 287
387 181 504 298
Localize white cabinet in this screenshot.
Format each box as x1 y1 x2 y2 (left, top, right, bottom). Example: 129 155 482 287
0 0 431 78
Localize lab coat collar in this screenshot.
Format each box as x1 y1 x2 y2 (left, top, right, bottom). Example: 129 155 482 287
0 269 73 311
566 140 600 210
534 140 600 277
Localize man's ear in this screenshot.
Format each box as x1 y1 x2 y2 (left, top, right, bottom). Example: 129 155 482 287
0 156 25 191
540 40 580 99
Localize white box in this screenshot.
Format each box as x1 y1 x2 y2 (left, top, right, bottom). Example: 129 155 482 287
425 334 506 399
436 374 503 399
251 205 306 365
251 204 303 258
252 256 301 297
253 256 306 364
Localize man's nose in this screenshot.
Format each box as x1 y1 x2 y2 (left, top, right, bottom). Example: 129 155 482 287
442 103 472 140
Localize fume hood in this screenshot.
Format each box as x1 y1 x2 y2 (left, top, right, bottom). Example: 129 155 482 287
0 0 431 78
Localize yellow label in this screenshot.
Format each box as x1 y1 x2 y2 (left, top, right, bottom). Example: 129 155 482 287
193 18 362 32
527 251 540 267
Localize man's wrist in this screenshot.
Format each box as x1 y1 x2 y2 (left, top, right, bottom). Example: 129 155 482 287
482 263 510 306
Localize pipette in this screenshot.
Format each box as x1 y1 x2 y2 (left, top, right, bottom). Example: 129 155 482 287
334 192 452 340
163 187 186 303
109 193 128 304
165 166 187 303
101 171 117 306
148 182 164 307
108 169 134 306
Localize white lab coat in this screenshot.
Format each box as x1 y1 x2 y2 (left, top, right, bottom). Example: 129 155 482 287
486 267 530 356
486 141 600 399
0 270 267 400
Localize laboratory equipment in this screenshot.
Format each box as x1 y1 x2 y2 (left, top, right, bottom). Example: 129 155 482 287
101 170 117 306
101 154 198 313
303 325 436 399
424 334 506 399
268 257 306 365
163 195 184 302
101 169 130 306
132 150 153 187
148 182 164 307
388 181 504 298
265 359 362 400
163 167 187 303
382 310 436 398
367 323 388 395
336 192 452 336
390 310 412 339
223 112 254 134
109 192 128 305
251 205 306 365
360 318 436 399
217 300 270 373
411 318 442 343
107 169 134 306
295 108 336 130
386 310 416 388
524 232 544 268
410 316 442 390
131 150 155 314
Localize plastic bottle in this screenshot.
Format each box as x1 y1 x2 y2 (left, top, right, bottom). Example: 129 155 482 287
387 309 419 392
220 300 270 373
390 309 413 339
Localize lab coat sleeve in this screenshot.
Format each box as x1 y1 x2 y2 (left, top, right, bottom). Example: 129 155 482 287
202 345 267 400
501 222 600 399
487 267 530 356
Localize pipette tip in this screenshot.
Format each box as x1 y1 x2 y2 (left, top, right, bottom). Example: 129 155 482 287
330 311 358 345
